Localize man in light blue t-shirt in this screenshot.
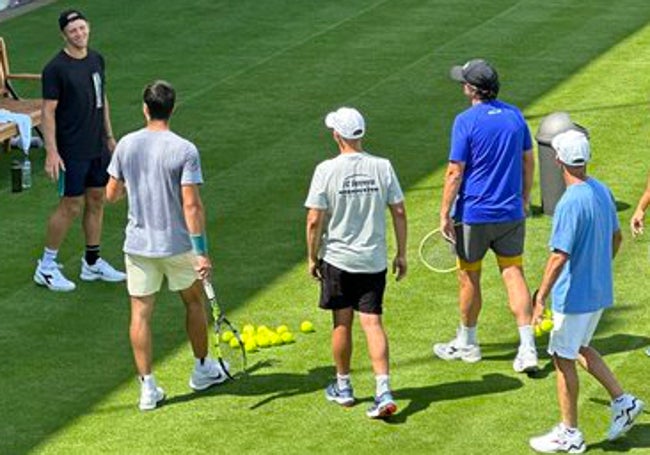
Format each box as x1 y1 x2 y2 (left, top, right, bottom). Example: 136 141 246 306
529 130 643 453
434 58 538 374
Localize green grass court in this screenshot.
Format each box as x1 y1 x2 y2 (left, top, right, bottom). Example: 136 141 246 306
1 1 650 453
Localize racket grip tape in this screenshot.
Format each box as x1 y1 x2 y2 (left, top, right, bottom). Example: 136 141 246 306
203 281 216 300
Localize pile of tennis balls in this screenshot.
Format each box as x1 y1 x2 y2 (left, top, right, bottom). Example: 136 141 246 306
534 308 554 337
221 320 315 353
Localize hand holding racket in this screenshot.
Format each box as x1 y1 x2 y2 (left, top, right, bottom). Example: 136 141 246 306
203 280 247 380
418 224 459 273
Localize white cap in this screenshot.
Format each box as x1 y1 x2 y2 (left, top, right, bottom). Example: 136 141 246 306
324 107 365 140
551 130 590 166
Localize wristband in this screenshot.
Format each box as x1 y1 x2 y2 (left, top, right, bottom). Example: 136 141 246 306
190 233 208 255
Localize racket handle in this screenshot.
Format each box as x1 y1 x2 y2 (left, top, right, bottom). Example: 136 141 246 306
203 280 216 300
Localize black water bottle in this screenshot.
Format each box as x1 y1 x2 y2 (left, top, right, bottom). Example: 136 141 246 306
11 160 22 193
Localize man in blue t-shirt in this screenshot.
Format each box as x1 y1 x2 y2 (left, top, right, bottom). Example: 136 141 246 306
434 59 538 374
529 130 643 453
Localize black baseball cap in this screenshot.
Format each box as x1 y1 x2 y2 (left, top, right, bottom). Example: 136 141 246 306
450 59 499 91
58 9 87 31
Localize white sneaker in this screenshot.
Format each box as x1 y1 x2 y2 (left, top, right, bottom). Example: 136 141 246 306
33 260 76 292
607 394 645 441
433 338 481 363
189 358 228 391
513 346 539 373
529 423 586 453
139 386 165 411
80 258 126 282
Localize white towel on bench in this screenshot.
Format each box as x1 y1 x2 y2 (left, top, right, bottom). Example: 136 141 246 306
0 108 32 153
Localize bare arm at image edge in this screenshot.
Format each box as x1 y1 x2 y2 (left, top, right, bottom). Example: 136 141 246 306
389 201 407 281
306 208 325 280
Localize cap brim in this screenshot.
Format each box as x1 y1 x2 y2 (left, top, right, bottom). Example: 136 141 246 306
449 66 466 83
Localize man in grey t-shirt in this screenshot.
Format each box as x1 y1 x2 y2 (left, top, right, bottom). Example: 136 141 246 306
106 81 227 411
305 106 407 419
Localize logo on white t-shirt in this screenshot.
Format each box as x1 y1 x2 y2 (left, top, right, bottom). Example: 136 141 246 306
339 173 379 196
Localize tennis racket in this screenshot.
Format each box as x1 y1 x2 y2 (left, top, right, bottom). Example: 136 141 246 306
204 280 247 380
418 226 458 273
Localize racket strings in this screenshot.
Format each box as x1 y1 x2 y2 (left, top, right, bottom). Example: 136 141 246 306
419 229 458 273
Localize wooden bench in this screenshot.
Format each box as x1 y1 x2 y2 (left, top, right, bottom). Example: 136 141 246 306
0 37 42 153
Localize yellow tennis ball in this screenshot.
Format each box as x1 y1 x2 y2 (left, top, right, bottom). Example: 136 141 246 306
245 340 258 352
281 332 295 343
534 325 544 338
221 330 234 343
300 320 315 333
543 308 552 319
540 319 554 333
242 324 255 335
276 325 289 335
229 337 241 348
269 332 282 346
256 334 271 348
257 325 270 334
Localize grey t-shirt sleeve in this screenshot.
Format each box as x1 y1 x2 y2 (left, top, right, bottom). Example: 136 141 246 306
181 143 203 185
107 143 122 180
305 164 328 209
385 161 404 205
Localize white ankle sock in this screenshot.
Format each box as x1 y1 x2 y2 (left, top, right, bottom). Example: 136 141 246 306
458 324 477 346
41 247 58 268
518 325 535 349
140 374 156 390
376 374 390 397
336 373 351 391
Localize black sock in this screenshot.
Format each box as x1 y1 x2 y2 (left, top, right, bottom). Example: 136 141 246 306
85 245 100 265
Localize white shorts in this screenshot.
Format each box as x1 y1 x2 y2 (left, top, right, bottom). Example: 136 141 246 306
125 252 199 297
547 309 603 360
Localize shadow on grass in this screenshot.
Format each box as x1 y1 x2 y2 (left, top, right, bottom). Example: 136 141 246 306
587 424 650 452
164 362 332 411
385 373 523 424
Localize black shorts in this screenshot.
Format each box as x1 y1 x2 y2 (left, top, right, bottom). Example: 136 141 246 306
319 261 386 315
60 154 110 197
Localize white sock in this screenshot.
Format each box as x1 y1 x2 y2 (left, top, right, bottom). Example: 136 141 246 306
518 325 535 349
196 357 213 369
336 373 351 391
376 374 390 397
140 374 156 390
458 324 477 346
41 247 58 268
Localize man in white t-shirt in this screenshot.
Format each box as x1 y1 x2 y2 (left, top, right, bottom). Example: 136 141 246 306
305 106 407 419
106 81 227 411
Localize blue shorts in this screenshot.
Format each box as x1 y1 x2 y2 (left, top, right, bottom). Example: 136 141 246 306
60 154 110 197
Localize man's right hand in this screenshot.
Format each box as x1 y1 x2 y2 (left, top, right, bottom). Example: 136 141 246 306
440 215 456 244
308 258 322 281
631 210 645 237
45 151 65 182
531 290 546 325
194 254 213 281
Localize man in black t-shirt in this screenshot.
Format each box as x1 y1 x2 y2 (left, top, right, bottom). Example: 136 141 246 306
33 9 126 292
